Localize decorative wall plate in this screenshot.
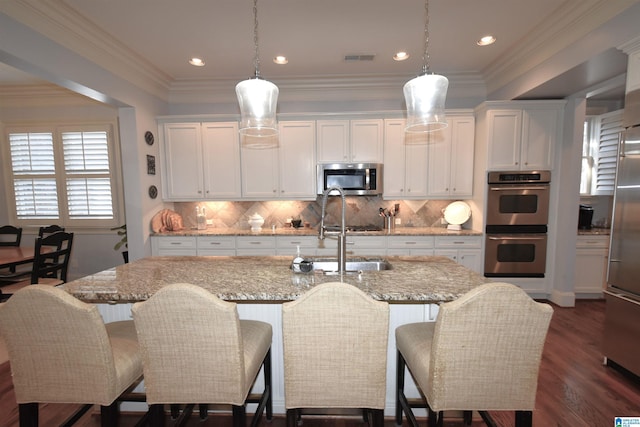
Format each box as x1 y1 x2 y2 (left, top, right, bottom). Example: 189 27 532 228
148 185 158 199
144 131 155 145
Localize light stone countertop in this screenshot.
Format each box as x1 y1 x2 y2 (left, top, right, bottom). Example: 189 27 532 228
64 255 489 304
153 226 482 237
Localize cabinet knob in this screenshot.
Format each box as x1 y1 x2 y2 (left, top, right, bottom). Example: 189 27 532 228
197 190 202 194
273 189 277 193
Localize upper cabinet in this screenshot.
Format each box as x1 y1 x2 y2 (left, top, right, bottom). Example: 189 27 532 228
241 120 317 200
478 102 564 171
383 119 429 199
427 115 475 198
383 113 475 200
317 119 383 163
162 122 241 200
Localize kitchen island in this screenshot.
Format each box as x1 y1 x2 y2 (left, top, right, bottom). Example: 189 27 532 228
64 255 488 416
64 255 487 303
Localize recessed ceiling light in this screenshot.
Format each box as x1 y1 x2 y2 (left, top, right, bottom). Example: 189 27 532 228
273 56 288 65
393 51 410 61
189 57 205 67
477 35 496 46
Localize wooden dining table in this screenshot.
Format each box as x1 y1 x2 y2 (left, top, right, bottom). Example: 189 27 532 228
0 246 41 271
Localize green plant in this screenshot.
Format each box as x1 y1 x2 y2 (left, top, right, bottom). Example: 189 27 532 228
110 224 127 251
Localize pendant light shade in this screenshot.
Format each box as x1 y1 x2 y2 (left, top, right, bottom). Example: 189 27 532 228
403 0 448 133
404 73 448 133
236 0 279 140
236 77 279 137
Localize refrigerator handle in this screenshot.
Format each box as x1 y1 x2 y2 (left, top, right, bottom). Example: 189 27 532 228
619 131 626 158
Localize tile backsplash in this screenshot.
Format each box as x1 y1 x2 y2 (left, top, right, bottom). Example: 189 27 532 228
171 197 456 231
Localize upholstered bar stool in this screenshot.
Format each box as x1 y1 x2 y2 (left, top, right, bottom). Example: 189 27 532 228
0 285 143 426
131 283 272 427
282 282 389 427
395 282 553 427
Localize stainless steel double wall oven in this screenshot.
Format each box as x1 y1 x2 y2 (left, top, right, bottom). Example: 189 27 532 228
484 171 551 277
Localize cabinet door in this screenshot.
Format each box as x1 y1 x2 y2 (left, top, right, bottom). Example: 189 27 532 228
163 123 204 199
317 120 349 162
487 110 522 171
458 249 483 273
151 236 198 256
521 108 557 170
427 124 453 197
202 122 241 199
241 145 279 198
450 116 475 197
279 121 317 199
383 119 428 199
350 119 383 163
575 248 607 294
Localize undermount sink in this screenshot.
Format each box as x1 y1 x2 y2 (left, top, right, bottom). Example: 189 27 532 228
296 257 393 274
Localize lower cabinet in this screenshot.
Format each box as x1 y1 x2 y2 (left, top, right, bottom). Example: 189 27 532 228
575 235 609 296
151 234 483 273
434 236 483 274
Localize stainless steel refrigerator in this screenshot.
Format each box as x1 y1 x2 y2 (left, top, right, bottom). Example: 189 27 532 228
604 89 640 377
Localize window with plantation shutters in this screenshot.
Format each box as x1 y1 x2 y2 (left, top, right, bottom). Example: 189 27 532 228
5 123 122 227
581 110 623 196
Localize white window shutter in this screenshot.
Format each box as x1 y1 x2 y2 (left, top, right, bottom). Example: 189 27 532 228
594 110 623 195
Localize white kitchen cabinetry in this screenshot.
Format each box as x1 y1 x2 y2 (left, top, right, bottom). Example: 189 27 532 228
383 119 429 199
197 236 236 256
427 115 475 198
434 236 482 273
236 236 277 256
478 102 564 171
574 235 609 296
151 236 197 256
317 119 383 163
241 121 316 200
387 236 435 255
276 235 321 256
345 235 387 256
162 122 241 200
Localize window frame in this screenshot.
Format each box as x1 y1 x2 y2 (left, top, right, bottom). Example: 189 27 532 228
2 121 125 230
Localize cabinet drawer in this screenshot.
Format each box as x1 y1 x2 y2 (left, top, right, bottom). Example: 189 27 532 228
388 236 435 249
155 236 197 249
576 235 609 249
276 236 319 249
435 236 481 248
197 236 236 250
236 236 277 249
346 235 387 248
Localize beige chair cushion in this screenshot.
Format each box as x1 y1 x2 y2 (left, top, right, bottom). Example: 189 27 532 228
0 285 142 405
282 282 389 410
396 282 553 412
131 283 272 406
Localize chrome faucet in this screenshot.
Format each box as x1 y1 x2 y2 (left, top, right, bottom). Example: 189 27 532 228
319 185 347 274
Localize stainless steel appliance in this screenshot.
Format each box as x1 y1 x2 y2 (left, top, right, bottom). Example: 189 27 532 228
485 170 551 226
484 170 551 277
604 89 640 377
317 163 382 196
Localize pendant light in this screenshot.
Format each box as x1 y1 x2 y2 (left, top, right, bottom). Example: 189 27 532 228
403 0 448 133
236 0 279 142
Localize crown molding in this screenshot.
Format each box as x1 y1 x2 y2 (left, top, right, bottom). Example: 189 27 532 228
0 0 172 101
483 0 637 97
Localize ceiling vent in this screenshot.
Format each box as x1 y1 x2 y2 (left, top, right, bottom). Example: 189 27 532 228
344 54 376 62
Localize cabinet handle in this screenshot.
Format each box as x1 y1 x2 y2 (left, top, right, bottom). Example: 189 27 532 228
405 242 417 245
209 242 221 245
170 242 182 245
197 190 202 194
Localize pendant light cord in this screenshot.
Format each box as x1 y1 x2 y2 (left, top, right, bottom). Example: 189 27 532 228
422 0 430 75
253 0 261 78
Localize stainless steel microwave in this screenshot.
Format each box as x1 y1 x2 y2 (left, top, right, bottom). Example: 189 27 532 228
317 163 383 196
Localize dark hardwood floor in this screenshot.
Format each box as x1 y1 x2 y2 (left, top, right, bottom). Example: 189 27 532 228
1 299 638 426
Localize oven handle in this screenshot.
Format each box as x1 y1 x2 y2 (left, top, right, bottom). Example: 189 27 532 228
487 235 546 241
489 186 549 191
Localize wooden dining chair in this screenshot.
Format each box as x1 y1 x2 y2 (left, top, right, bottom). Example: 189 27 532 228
0 231 74 299
38 224 65 238
0 225 22 247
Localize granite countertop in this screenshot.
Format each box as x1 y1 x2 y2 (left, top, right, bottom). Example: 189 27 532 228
153 226 482 237
64 255 489 304
578 228 611 236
